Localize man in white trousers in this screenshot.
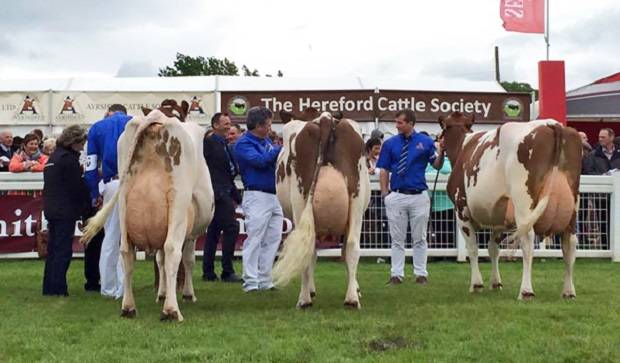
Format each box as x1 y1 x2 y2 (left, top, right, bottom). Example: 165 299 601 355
234 106 283 292
376 109 445 285
84 104 132 299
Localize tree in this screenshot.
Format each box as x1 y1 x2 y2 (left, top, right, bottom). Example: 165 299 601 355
501 81 538 98
277 70 283 77
158 53 239 76
242 65 259 77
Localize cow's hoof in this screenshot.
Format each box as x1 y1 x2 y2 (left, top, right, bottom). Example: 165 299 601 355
156 295 165 303
120 309 136 319
344 301 361 310
182 295 196 302
160 311 181 322
519 291 536 301
471 284 484 293
491 283 503 290
310 291 316 298
562 293 576 300
297 302 313 309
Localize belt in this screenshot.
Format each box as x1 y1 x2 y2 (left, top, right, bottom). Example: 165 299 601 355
244 187 276 195
104 175 119 184
394 189 423 195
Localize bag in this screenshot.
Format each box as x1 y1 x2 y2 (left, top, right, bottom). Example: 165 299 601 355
34 222 49 259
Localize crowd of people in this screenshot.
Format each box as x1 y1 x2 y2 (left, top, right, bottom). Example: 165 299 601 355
1 110 619 297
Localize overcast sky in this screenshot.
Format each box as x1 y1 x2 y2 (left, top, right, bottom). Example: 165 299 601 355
0 0 617 90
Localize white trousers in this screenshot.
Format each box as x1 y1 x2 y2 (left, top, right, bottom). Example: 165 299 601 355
99 180 124 298
384 191 430 278
241 191 284 291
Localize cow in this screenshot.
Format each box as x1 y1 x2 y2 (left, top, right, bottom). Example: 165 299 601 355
440 111 582 300
81 100 214 321
272 111 370 309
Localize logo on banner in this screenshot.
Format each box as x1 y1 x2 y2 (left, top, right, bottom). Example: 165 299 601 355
20 95 38 114
189 96 205 114
228 96 249 116
55 96 85 123
502 98 524 119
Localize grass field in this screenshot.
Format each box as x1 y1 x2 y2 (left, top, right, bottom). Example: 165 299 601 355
1 258 619 362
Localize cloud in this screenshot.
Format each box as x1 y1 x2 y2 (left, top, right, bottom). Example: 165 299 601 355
116 61 158 77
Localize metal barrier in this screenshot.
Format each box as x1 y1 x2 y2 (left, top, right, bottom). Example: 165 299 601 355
1 172 619 261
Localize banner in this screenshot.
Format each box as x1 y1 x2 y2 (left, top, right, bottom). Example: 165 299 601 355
221 90 531 124
500 0 545 34
0 193 310 255
51 92 216 126
0 92 51 125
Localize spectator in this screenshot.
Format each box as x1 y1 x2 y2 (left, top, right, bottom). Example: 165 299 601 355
9 133 48 172
227 124 244 145
426 136 454 247
11 136 23 153
0 130 14 171
578 131 592 155
84 104 132 299
42 138 57 156
583 128 620 175
42 125 89 296
31 128 44 147
370 129 384 141
365 137 382 175
269 131 283 146
234 106 283 292
202 112 242 283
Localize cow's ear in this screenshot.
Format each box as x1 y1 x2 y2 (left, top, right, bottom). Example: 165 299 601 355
438 115 445 130
142 107 152 116
180 101 190 119
466 114 475 130
280 110 293 123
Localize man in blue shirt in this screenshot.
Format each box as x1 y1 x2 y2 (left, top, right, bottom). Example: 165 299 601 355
84 104 132 299
234 106 283 292
377 109 445 285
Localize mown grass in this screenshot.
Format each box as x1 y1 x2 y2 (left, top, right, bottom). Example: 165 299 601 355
1 258 619 362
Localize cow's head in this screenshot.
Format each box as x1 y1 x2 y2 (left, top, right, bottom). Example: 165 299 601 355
279 107 322 123
438 111 475 161
142 99 189 122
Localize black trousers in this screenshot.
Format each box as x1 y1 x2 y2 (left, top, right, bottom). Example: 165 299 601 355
84 230 104 290
42 218 76 296
203 193 239 278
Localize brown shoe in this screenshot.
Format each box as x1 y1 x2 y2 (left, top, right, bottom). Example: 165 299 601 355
415 276 428 285
387 276 403 285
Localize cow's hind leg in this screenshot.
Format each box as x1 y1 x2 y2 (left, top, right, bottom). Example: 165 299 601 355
518 230 536 300
161 216 188 322
459 220 483 292
308 250 317 298
489 231 503 290
156 250 166 302
181 239 197 303
561 232 577 299
343 197 364 309
297 261 314 309
120 245 136 318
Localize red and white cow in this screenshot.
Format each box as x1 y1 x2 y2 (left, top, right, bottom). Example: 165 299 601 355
441 112 582 299
272 111 370 308
82 101 214 321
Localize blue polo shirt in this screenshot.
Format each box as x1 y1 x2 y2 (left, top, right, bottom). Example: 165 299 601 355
84 112 132 200
376 132 436 191
234 132 282 193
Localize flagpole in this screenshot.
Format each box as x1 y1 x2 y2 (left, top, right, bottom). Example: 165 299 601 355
545 0 550 60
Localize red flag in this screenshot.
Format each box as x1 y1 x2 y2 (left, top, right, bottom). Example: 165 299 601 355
500 0 545 34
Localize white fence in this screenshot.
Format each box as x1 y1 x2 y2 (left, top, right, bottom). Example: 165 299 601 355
1 172 619 261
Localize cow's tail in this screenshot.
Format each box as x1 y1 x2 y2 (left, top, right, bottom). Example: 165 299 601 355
272 118 333 287
503 122 564 246
80 190 119 244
